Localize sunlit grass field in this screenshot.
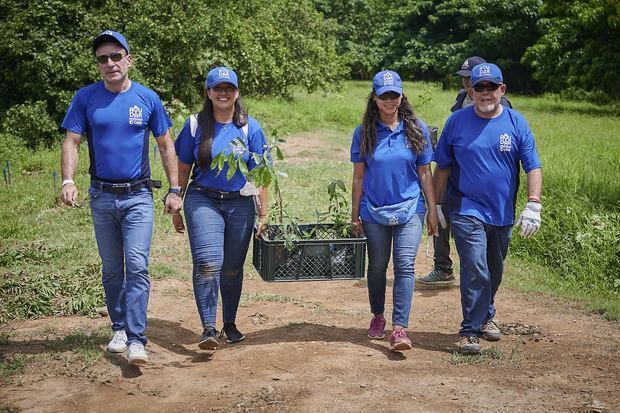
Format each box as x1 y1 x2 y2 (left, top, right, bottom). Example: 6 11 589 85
1 81 618 322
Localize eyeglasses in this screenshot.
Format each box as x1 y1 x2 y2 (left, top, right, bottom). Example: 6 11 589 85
95 52 126 64
377 91 401 100
212 86 237 93
472 82 501 92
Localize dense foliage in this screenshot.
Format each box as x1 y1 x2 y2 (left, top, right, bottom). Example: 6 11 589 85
522 0 620 100
0 0 344 147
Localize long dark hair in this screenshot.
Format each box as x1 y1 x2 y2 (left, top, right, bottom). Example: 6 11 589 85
197 91 249 170
360 91 425 157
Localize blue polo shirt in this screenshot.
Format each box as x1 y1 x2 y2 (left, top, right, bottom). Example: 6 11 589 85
61 81 172 182
434 106 541 226
174 116 267 192
350 120 433 224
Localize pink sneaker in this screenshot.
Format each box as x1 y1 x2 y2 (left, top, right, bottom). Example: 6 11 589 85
367 316 386 339
390 329 412 351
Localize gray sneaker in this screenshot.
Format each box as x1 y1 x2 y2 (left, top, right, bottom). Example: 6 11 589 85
457 336 481 355
418 268 455 288
482 319 501 341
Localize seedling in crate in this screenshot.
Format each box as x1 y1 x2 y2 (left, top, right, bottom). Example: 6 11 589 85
211 131 302 249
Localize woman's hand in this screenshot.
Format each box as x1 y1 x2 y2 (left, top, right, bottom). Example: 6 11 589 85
255 217 268 239
172 213 185 234
426 207 439 236
351 219 364 238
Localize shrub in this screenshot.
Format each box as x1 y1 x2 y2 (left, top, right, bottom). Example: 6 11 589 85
1 101 60 149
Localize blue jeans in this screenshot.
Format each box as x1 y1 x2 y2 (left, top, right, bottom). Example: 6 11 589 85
89 186 154 346
450 214 511 337
183 186 255 328
363 213 424 328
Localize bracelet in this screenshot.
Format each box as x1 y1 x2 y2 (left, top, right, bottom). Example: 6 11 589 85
61 179 75 188
527 196 541 203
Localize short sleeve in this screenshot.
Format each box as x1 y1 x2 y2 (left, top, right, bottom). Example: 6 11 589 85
433 116 454 169
350 125 364 163
149 93 173 138
516 115 541 173
174 118 195 166
416 121 433 166
246 119 268 170
61 90 88 135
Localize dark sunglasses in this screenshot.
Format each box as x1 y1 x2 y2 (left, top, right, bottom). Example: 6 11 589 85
95 52 126 64
472 82 501 92
377 91 401 100
212 86 237 93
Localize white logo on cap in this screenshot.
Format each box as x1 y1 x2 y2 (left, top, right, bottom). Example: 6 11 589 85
128 105 143 126
479 65 492 77
499 133 512 152
462 59 470 69
218 68 231 79
383 72 394 85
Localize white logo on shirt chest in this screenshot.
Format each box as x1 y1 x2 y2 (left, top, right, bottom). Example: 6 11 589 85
499 133 512 152
129 105 143 125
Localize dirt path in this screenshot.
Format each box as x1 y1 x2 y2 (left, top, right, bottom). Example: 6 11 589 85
2 245 619 412
1 132 619 412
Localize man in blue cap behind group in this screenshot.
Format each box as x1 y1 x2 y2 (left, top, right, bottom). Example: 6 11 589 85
433 62 543 355
60 30 182 366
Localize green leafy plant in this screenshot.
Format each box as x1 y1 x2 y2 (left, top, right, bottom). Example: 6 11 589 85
212 134 353 249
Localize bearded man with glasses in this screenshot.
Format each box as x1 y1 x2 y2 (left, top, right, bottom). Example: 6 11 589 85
60 30 182 366
433 63 543 355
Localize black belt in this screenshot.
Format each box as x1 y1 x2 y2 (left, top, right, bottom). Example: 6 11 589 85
189 183 241 199
91 179 153 195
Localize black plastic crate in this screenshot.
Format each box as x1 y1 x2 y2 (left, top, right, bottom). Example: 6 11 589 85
253 223 366 282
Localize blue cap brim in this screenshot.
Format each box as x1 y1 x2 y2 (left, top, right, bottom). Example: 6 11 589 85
472 76 502 86
375 85 402 96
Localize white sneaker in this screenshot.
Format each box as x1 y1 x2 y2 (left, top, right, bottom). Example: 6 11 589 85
127 343 148 366
107 330 127 353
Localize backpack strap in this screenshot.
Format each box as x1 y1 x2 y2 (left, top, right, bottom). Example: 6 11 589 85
190 113 199 138
190 114 249 139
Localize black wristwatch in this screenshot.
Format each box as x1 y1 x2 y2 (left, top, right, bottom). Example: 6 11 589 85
162 187 183 204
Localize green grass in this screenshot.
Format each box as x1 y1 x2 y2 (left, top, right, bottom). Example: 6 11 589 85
0 81 618 322
448 343 522 366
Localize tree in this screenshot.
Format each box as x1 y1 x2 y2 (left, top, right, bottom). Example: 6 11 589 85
523 0 620 100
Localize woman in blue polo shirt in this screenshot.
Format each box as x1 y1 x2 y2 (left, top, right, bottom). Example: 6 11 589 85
173 67 268 349
350 70 438 351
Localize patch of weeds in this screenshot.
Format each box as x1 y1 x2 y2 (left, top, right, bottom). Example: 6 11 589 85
39 329 109 376
0 331 11 345
241 292 303 305
150 262 179 280
285 322 309 329
449 343 522 366
0 354 26 375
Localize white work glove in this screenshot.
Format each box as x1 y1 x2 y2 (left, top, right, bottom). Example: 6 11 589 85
436 205 447 229
515 201 542 237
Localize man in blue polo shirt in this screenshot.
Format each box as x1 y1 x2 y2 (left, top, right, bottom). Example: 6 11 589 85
60 30 182 366
433 63 543 355
420 55 514 289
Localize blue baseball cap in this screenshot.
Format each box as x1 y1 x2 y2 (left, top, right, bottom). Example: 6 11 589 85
92 30 129 54
455 56 486 76
471 63 503 86
373 70 402 96
206 67 238 89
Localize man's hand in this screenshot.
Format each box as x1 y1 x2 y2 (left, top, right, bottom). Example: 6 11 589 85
164 193 182 215
436 204 447 229
61 183 79 207
515 201 542 237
